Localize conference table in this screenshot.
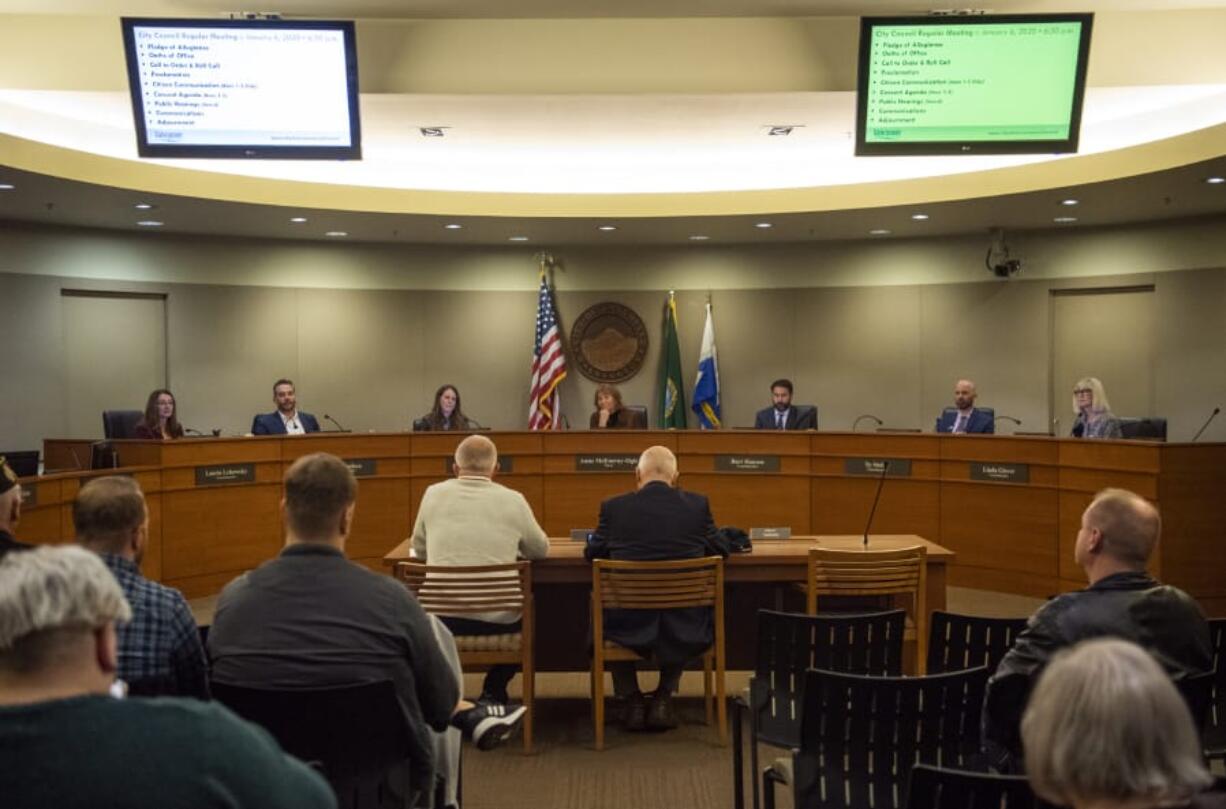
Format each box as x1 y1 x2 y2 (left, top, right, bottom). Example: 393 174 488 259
19 431 1226 624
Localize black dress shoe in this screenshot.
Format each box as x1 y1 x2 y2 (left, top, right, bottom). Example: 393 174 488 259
646 691 678 730
623 692 648 732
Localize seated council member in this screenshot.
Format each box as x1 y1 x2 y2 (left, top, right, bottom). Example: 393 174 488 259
590 384 646 429
1070 376 1123 439
0 545 335 809
133 388 185 440
0 458 31 558
753 378 817 430
935 379 995 434
251 378 321 435
415 384 475 431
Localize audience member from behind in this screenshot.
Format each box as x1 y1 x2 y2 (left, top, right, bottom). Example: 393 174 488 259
983 488 1211 772
412 434 548 705
1071 376 1123 439
585 445 730 731
753 378 817 430
0 545 335 809
590 384 645 429
210 453 522 809
935 379 995 434
133 388 185 440
1023 638 1224 809
0 457 31 557
415 384 473 431
74 476 208 699
251 378 321 435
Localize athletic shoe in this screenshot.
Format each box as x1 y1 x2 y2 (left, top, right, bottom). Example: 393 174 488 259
452 702 526 750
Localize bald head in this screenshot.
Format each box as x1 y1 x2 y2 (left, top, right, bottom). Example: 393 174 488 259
954 379 978 411
1083 488 1161 568
454 435 498 477
636 446 678 488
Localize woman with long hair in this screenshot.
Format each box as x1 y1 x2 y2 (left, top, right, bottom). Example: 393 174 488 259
134 388 184 440
416 384 472 431
1070 376 1123 439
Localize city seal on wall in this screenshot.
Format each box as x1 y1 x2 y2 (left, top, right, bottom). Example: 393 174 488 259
570 302 649 383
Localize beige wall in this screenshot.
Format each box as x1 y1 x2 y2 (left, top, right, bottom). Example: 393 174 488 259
2 218 1225 452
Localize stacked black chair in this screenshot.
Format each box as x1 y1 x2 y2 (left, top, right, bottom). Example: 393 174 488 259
1204 618 1226 763
733 609 906 809
905 763 1054 809
212 680 418 809
763 665 990 809
927 611 1029 675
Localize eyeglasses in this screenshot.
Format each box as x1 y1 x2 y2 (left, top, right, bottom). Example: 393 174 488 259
1073 388 1092 395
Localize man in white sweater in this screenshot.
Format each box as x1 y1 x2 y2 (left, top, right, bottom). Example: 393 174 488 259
411 435 549 704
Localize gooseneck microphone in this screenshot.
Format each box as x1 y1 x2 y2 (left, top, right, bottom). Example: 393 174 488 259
184 427 205 436
852 414 883 432
323 414 348 433
862 460 891 549
560 414 570 430
996 415 1022 427
1192 407 1221 442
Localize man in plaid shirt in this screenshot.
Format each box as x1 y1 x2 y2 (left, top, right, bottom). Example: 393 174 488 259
75 476 209 699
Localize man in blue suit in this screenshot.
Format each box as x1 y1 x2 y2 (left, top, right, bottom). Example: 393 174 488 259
251 379 321 435
753 378 817 430
935 379 994 434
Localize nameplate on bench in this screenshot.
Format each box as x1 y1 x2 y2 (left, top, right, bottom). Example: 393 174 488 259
569 528 594 541
20 485 36 507
195 463 256 486
345 458 378 477
843 458 912 477
969 462 1029 483
750 526 791 539
575 454 639 472
715 455 780 473
443 456 512 473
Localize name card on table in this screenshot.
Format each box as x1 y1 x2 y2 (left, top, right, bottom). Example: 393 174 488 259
843 458 913 477
715 455 781 473
442 456 513 474
969 462 1030 484
345 458 378 477
575 454 639 472
195 464 256 486
750 526 791 539
20 485 36 508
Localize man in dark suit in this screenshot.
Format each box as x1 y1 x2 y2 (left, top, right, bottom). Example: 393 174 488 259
753 378 817 430
584 446 729 731
934 379 994 434
251 378 321 435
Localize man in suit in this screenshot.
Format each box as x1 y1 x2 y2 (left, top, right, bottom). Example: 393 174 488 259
753 378 817 430
251 378 321 435
585 446 729 731
935 379 994 434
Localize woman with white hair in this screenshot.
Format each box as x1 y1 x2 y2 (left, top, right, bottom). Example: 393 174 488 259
1071 376 1123 439
1022 637 1224 809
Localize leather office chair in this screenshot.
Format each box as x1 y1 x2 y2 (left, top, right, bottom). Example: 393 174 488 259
1119 417 1167 441
623 405 648 428
590 556 726 750
806 545 928 673
394 560 536 752
102 409 143 439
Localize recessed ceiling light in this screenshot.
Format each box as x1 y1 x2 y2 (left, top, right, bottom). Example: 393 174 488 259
444 223 463 230
754 222 773 229
289 216 308 223
869 228 892 236
508 236 530 242
1207 176 1226 185
134 202 156 210
136 220 163 227
0 183 15 190
911 213 930 221
325 231 348 237
688 235 710 241
1053 216 1078 223
597 225 617 232
1060 198 1079 206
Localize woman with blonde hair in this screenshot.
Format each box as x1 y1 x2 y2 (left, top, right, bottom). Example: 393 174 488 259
1071 377 1123 439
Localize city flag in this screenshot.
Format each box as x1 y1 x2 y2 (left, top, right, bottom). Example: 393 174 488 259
657 291 687 429
528 270 567 430
691 301 721 429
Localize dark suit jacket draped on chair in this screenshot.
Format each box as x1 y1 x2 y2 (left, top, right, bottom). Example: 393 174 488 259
584 481 729 665
753 405 817 430
251 411 321 435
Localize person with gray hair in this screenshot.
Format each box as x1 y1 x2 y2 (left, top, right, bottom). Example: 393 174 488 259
74 475 208 699
584 445 729 732
0 545 335 808
982 488 1212 772
1023 638 1221 809
1071 376 1123 439
411 434 548 705
0 456 31 557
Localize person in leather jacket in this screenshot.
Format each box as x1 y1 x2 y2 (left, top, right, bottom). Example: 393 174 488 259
982 488 1213 773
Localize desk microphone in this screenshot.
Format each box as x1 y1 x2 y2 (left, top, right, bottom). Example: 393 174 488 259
465 417 488 431
853 414 883 432
560 414 570 430
862 460 891 549
323 414 348 433
1192 407 1221 442
996 415 1022 427
184 427 205 436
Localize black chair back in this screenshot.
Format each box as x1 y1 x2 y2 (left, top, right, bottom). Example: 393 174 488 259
789 665 990 809
905 764 1052 809
927 611 1029 674
1177 670 1215 746
212 680 413 808
623 405 648 428
1203 617 1226 761
1119 417 1167 441
102 409 143 439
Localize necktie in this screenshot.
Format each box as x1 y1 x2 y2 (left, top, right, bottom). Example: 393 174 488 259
776 411 784 429
953 413 966 433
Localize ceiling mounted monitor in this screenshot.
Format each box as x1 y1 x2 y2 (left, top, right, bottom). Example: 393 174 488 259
856 14 1093 156
121 17 361 160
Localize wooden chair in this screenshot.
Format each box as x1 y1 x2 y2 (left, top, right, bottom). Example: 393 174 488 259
590 556 725 750
806 545 928 673
394 560 535 752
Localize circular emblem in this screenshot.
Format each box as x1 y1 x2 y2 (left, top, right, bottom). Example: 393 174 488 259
570 302 649 383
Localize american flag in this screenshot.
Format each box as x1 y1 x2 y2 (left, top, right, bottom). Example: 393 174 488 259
528 271 567 430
